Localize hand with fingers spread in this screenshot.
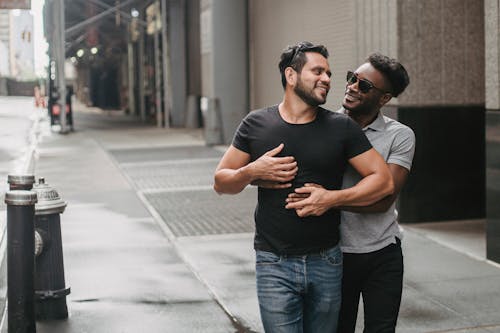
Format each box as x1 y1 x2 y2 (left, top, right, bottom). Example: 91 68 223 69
285 183 334 217
214 143 297 194
249 143 298 185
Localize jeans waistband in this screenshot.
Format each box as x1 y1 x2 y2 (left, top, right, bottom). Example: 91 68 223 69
279 244 340 259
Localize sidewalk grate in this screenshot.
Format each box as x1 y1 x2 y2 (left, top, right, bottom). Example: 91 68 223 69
110 145 223 163
121 159 219 190
112 145 258 237
144 188 256 237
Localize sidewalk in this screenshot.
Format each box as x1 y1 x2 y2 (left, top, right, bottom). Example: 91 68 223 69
2 99 500 332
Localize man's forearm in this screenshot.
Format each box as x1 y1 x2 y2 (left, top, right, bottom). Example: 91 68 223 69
285 172 394 217
330 173 394 208
340 194 395 213
213 165 254 194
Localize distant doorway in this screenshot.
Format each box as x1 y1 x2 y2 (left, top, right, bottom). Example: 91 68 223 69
90 66 120 109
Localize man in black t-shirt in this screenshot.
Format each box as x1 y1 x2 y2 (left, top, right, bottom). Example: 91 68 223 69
213 41 394 333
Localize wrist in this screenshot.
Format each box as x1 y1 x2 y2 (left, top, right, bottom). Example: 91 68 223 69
327 190 344 209
237 163 255 183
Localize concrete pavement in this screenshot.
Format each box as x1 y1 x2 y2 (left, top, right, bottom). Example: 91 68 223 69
1 97 500 332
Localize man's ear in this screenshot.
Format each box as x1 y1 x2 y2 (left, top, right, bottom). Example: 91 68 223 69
379 93 392 107
285 67 296 86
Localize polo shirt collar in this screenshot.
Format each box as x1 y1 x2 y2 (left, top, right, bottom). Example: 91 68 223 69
338 108 386 132
364 111 386 132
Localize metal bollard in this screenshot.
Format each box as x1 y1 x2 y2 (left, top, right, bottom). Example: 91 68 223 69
4 190 38 333
7 175 35 191
31 178 70 320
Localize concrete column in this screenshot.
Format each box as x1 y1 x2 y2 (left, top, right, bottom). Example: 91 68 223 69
167 0 187 127
127 42 135 115
54 0 67 133
354 0 398 64
485 0 500 263
209 0 248 144
138 27 146 121
154 3 162 128
185 0 201 128
161 0 171 128
187 0 201 96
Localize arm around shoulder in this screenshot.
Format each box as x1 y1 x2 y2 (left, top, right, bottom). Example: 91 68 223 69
284 148 393 217
342 163 409 213
341 125 415 213
333 148 394 207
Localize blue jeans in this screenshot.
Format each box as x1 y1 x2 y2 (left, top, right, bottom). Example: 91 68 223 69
255 245 342 333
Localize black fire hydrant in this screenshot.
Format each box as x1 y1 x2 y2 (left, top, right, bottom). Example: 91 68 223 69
31 177 70 320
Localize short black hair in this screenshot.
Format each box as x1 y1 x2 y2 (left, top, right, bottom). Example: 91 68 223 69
278 41 329 89
366 53 409 97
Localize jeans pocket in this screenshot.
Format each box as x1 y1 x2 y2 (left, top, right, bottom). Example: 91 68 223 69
256 250 281 265
321 246 343 266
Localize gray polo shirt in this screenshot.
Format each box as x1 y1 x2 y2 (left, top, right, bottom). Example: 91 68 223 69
339 109 416 253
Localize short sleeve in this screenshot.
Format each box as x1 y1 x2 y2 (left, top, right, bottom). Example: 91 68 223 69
231 115 251 153
387 126 416 171
344 118 372 159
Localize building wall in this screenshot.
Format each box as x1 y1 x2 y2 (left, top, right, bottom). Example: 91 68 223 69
0 10 9 76
485 0 500 262
397 0 485 223
9 10 35 78
0 40 8 76
248 0 398 112
248 0 355 111
398 0 484 107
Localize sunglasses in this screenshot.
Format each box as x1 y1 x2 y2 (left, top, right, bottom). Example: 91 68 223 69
346 71 388 94
288 42 316 69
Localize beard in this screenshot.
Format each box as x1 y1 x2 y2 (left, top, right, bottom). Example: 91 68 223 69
342 101 373 116
294 77 326 107
342 91 376 116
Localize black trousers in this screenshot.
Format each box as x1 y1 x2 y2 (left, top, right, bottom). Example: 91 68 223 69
338 239 403 333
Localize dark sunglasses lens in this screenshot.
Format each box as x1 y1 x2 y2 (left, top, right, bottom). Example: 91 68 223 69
347 71 375 93
346 71 356 84
358 80 373 93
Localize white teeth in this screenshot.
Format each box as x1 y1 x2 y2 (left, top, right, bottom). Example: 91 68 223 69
345 94 358 102
346 92 359 99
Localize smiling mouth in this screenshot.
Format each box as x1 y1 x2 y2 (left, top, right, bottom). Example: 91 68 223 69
316 86 329 94
344 89 361 100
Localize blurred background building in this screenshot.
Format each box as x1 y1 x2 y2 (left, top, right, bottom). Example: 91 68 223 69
8 9 35 78
0 5 36 95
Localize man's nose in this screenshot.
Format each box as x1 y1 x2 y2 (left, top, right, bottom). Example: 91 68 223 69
346 81 358 91
321 73 331 84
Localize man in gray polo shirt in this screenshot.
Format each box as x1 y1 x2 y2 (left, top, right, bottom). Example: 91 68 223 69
286 53 414 332
338 54 414 332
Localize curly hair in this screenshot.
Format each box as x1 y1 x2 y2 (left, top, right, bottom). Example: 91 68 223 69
367 53 409 97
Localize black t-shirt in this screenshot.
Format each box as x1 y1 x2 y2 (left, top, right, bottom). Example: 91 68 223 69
232 105 371 254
